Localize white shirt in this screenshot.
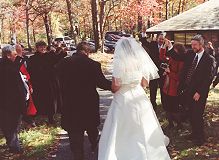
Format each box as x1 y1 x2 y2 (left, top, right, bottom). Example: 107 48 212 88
20 72 30 101
195 50 204 65
141 32 147 38
158 43 163 49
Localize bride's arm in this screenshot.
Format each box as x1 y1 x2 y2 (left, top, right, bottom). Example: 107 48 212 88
141 77 149 89
112 77 121 93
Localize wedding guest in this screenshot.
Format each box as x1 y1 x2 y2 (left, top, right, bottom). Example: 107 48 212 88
0 45 26 153
56 42 111 160
15 44 37 128
206 42 217 79
206 42 215 57
165 35 215 146
160 43 185 129
28 41 66 124
140 32 166 111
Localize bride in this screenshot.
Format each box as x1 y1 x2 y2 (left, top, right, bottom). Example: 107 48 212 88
98 37 171 160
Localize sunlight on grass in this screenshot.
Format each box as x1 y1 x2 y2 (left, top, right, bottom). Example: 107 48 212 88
0 138 6 146
0 121 62 159
207 87 219 106
168 85 219 160
19 125 61 158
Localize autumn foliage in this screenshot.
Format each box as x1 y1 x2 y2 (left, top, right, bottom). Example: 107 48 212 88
0 0 205 47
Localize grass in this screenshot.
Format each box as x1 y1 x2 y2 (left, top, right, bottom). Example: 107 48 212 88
152 87 219 160
19 125 61 158
0 115 62 160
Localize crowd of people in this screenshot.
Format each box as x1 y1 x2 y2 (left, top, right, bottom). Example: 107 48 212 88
139 31 218 146
0 41 68 153
0 31 218 159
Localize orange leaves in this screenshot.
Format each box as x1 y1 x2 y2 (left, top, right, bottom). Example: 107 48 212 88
114 0 162 30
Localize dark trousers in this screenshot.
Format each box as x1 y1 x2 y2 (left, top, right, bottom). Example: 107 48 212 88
67 127 99 160
188 99 206 140
0 110 22 151
22 115 35 124
149 77 164 110
149 79 159 110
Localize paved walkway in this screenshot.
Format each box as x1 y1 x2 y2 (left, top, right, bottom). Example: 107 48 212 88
53 65 113 160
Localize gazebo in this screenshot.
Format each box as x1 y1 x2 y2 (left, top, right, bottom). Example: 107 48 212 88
146 0 219 52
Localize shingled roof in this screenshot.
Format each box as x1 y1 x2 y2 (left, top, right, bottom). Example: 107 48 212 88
147 0 219 33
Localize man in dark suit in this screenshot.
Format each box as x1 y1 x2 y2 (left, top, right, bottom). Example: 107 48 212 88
165 35 214 146
139 32 165 110
28 41 66 124
56 42 112 160
0 45 26 153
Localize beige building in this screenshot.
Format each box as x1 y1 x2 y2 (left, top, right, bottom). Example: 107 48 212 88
146 0 219 53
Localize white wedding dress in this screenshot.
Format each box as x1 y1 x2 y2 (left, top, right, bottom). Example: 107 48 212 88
98 38 171 160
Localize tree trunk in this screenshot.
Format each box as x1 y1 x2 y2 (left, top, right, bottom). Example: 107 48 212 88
99 0 105 40
49 13 53 40
0 18 4 43
115 19 117 30
137 15 142 33
43 13 52 46
0 19 1 43
25 0 32 50
172 1 175 17
178 0 182 14
99 0 107 53
181 0 185 12
66 0 77 44
147 16 151 28
32 26 36 44
119 18 122 30
91 0 99 52
165 0 169 20
137 0 142 32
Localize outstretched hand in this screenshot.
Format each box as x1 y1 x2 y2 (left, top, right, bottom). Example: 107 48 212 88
164 38 172 48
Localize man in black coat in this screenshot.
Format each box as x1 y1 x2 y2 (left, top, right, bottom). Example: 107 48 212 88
139 33 165 110
0 45 26 153
165 35 214 146
56 42 111 160
28 41 66 124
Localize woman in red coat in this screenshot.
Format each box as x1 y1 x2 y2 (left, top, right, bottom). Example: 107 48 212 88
16 44 37 127
160 43 185 129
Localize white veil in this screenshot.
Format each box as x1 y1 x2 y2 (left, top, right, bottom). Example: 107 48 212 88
113 37 159 85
